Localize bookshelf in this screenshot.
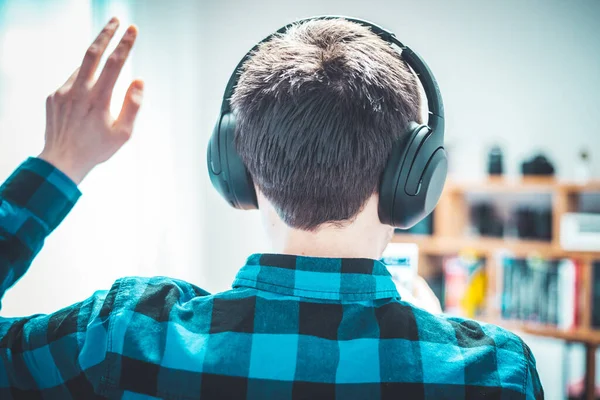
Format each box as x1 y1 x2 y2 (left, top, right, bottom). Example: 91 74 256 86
392 234 598 259
394 178 600 399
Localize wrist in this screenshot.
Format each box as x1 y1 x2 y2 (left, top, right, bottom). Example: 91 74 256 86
37 150 93 185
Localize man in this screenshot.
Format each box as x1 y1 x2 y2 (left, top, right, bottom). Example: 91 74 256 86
0 16 542 399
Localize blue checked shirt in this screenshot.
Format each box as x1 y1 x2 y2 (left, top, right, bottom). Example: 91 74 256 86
0 158 543 399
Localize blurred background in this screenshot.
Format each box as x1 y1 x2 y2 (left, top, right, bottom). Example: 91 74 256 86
1 0 599 398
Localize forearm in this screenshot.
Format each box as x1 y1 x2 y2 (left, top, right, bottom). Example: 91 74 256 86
0 158 80 304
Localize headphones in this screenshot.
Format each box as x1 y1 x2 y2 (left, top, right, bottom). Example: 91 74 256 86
207 16 448 229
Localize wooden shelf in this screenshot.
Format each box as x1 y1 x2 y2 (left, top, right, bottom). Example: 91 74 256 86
445 178 600 194
392 234 599 259
560 182 600 193
484 319 600 345
425 176 600 397
446 177 556 193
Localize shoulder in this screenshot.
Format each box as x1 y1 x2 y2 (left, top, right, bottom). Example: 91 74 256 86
114 275 211 304
101 276 213 320
100 276 214 350
87 277 214 397
405 302 539 397
407 302 528 350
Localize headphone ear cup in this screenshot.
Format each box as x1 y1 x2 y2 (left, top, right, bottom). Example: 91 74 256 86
207 113 258 210
378 123 447 228
378 126 416 226
413 147 448 217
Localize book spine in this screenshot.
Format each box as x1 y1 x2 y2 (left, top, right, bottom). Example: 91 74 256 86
547 262 559 326
592 261 600 328
501 257 513 319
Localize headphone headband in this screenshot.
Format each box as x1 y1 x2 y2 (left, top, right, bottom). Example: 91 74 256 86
220 15 444 134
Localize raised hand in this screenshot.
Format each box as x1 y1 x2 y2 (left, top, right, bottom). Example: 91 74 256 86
39 18 143 184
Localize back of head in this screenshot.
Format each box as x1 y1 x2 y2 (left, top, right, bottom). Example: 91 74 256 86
231 19 421 231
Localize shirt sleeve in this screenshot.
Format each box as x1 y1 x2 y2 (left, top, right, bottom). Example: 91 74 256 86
0 157 81 305
0 286 114 398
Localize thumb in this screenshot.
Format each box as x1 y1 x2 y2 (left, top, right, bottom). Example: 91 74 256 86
114 79 144 137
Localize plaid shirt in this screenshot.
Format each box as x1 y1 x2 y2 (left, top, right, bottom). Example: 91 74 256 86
0 158 544 399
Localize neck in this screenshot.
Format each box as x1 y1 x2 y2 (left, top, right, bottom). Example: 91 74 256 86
266 196 393 260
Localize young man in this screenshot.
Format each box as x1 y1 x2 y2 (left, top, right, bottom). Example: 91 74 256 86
0 16 543 400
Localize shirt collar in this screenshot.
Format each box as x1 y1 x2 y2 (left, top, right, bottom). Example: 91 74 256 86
232 253 400 301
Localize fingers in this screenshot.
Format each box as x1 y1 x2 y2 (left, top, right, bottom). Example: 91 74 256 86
55 67 80 96
75 17 120 88
114 79 144 137
94 25 138 105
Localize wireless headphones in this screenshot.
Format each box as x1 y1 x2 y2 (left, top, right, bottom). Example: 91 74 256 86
207 16 448 229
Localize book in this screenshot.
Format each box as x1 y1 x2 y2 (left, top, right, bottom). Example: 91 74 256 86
557 259 577 329
443 253 486 318
592 261 600 328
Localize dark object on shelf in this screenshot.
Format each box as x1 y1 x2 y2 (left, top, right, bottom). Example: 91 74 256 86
471 203 504 237
521 154 555 176
515 207 552 240
575 149 592 183
487 145 504 176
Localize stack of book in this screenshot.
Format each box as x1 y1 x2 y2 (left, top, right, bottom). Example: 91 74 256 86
500 256 580 328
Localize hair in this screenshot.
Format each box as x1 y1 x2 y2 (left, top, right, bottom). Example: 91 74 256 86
231 18 422 231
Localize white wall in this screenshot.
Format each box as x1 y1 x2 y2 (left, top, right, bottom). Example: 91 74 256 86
0 0 208 315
